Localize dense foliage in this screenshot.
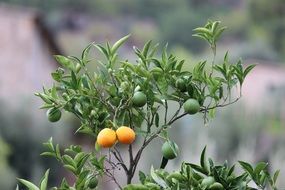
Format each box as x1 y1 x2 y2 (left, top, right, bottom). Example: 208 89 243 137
3 0 285 61
125 147 280 190
16 20 280 190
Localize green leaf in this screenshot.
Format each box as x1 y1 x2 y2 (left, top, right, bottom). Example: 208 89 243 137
150 166 168 188
139 171 146 184
54 55 74 71
193 27 212 36
151 58 162 69
80 75 91 89
200 146 210 174
45 138 54 150
254 162 268 175
76 154 90 172
161 44 168 66
214 26 227 41
70 71 78 89
51 72 61 82
244 64 256 78
142 40 152 58
55 144 61 159
95 142 101 152
51 85 58 99
106 42 112 56
211 21 220 34
36 93 53 104
62 155 76 167
134 47 146 62
273 170 280 184
111 34 130 54
81 43 93 64
192 34 209 42
63 164 77 174
17 178 40 190
75 170 89 189
239 161 254 177
59 178 70 189
40 152 56 158
228 165 235 176
40 169 50 190
74 152 85 164
176 60 184 71
94 44 109 59
185 163 208 175
149 43 159 57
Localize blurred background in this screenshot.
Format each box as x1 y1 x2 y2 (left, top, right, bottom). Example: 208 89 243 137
0 0 284 189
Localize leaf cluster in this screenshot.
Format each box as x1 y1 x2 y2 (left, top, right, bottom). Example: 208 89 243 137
19 20 259 189
124 147 280 190
35 21 254 135
18 138 107 190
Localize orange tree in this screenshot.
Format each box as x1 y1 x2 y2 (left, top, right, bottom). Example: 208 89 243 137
18 21 280 190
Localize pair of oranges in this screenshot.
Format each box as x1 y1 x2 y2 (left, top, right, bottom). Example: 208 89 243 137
97 126 136 148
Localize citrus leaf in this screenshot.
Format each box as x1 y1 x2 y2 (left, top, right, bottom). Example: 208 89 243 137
239 161 254 177
17 179 39 190
254 162 268 175
273 170 280 184
200 146 209 174
150 166 168 188
111 34 130 54
244 64 256 78
54 55 74 71
40 169 50 190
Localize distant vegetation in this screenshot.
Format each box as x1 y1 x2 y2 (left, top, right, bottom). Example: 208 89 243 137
1 0 284 62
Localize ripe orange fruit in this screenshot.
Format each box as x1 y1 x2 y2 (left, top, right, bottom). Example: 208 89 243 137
116 126 136 144
97 128 117 148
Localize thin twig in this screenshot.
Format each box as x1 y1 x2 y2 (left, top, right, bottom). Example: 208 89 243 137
105 169 123 190
111 150 128 173
164 100 168 125
200 97 240 112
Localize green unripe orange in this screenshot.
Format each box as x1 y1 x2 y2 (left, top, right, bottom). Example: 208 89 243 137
47 108 61 122
209 182 224 190
88 177 98 189
175 78 187 92
201 176 215 187
132 92 147 107
161 141 179 160
183 98 200 114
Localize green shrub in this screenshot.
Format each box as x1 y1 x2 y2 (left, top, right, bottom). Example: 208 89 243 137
16 20 278 190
